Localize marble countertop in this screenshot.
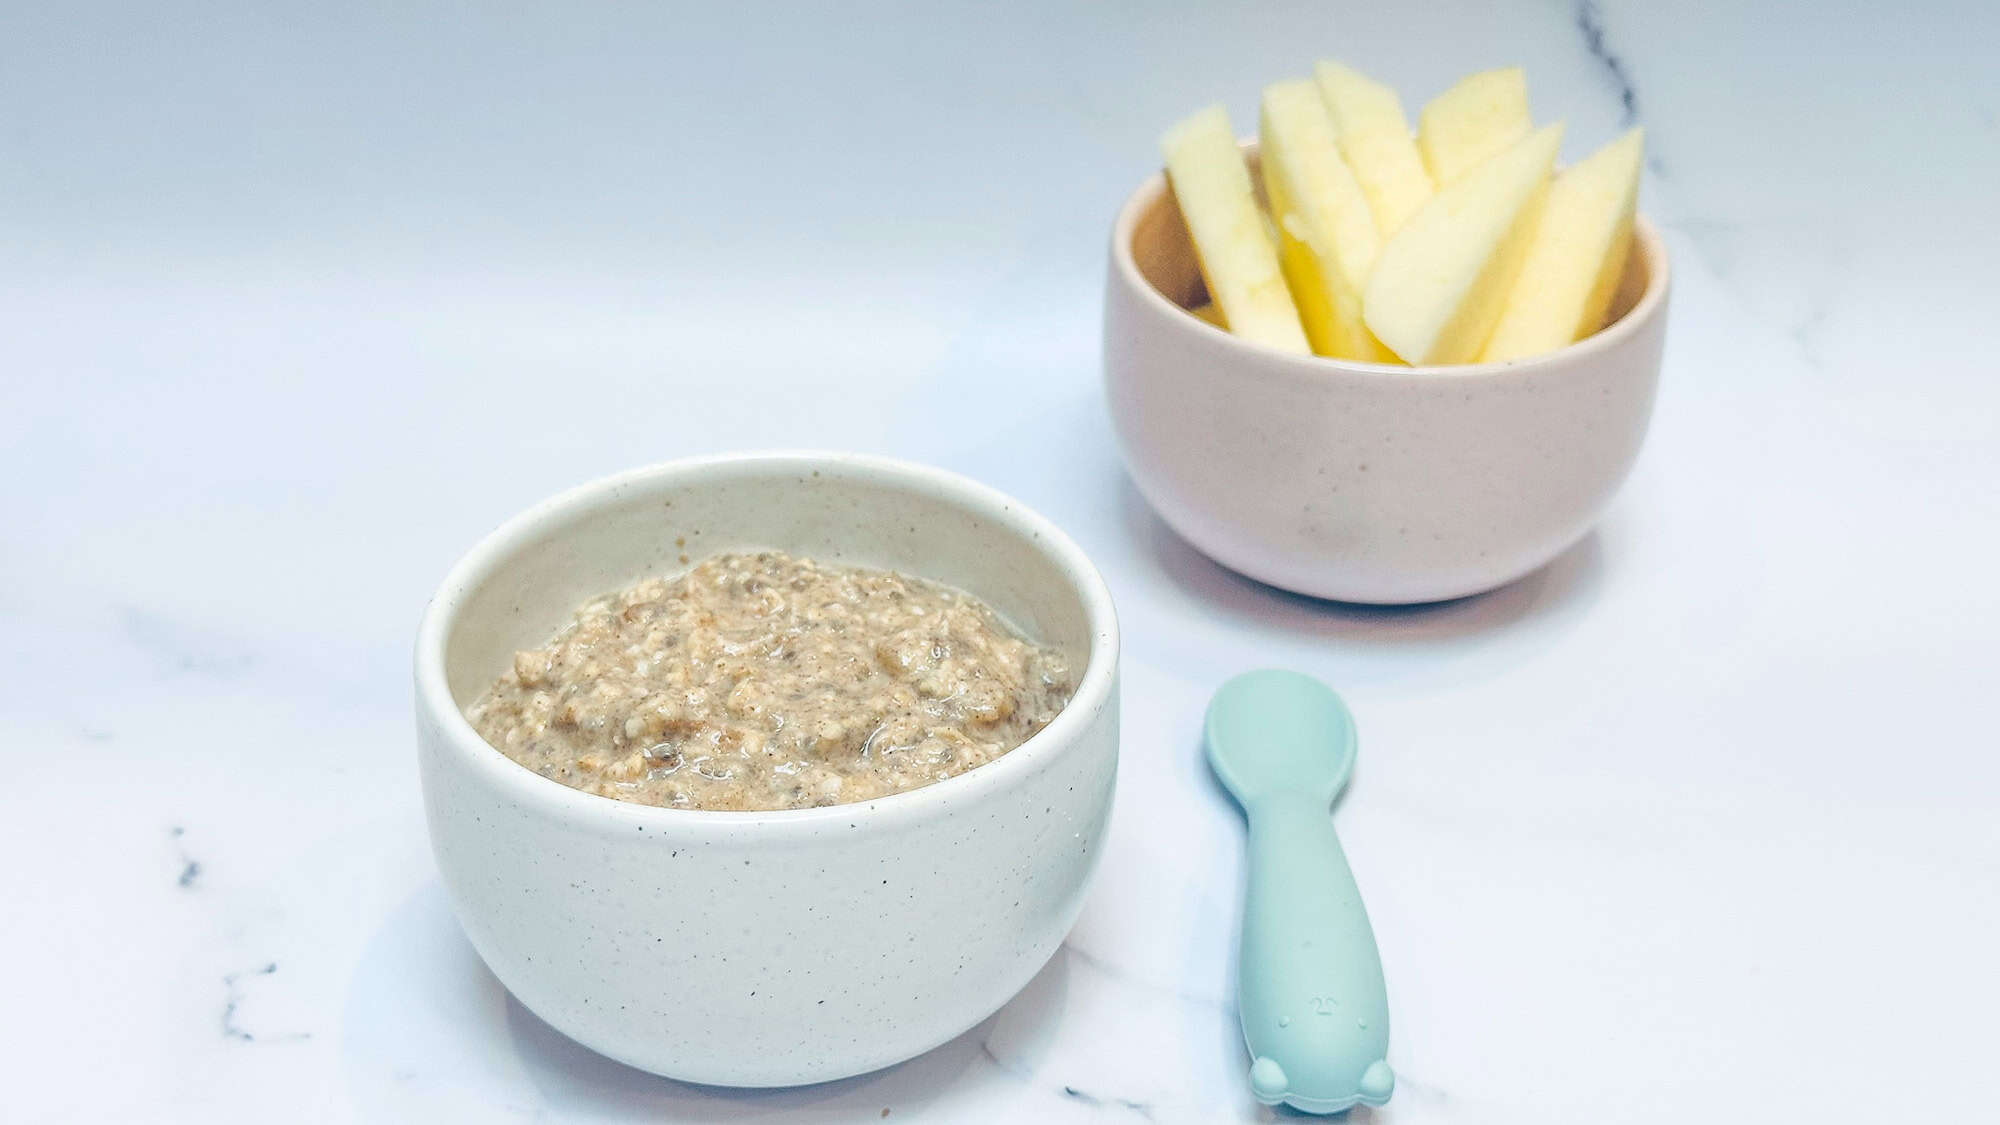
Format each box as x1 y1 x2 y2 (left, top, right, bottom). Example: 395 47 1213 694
5 1 1996 1120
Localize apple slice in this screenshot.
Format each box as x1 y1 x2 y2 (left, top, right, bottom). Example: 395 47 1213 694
1258 79 1398 363
1160 105 1310 354
1313 62 1434 236
1362 123 1564 365
1482 128 1645 362
1418 67 1532 186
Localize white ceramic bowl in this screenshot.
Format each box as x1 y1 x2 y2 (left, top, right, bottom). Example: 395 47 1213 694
1105 148 1670 604
414 452 1119 1086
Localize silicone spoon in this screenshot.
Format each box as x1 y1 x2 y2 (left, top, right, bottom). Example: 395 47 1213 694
1205 670 1394 1114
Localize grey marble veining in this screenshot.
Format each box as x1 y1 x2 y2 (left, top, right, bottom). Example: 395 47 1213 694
1573 1 1640 126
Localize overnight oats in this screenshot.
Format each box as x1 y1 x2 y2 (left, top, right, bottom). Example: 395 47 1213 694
466 550 1074 811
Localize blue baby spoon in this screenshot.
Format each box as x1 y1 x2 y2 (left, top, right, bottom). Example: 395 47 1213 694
1206 670 1393 1114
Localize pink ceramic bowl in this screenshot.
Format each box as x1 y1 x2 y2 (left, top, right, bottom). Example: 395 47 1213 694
1104 146 1670 604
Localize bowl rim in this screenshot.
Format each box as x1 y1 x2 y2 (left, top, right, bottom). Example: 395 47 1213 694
414 450 1120 835
1109 140 1672 381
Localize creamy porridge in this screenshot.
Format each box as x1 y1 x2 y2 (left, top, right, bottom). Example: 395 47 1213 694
466 550 1074 811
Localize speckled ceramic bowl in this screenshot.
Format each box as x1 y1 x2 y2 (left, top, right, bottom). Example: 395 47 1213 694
1105 145 1670 603
414 452 1119 1086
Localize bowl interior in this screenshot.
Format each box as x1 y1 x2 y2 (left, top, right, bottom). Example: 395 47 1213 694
440 457 1098 716
1129 145 1655 347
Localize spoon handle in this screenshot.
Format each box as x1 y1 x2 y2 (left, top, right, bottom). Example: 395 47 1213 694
1235 794 1394 1113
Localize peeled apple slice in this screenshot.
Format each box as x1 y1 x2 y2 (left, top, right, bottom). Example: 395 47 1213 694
1257 79 1398 363
1417 67 1532 185
1363 123 1564 365
1313 61 1434 236
1160 105 1310 354
1481 127 1645 362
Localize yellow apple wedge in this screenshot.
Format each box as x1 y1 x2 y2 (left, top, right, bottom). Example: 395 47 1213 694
1160 105 1309 354
1313 61 1434 236
1482 128 1645 362
1418 67 1532 185
1363 122 1564 365
1257 79 1399 363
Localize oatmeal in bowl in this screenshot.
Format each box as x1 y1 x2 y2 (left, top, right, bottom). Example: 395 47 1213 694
414 452 1118 1087
468 549 1075 811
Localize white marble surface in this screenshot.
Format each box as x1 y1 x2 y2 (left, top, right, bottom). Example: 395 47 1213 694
4 1 1996 1120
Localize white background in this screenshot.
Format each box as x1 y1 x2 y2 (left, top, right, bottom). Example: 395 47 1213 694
4 1 1997 1121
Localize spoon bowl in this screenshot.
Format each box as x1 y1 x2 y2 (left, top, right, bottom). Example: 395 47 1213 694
1206 669 1357 807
